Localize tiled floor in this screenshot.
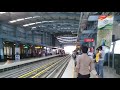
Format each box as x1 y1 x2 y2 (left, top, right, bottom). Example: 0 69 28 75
103 66 120 78
74 66 120 78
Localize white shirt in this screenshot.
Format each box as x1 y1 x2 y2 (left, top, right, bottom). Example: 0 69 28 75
99 50 105 60
88 52 93 59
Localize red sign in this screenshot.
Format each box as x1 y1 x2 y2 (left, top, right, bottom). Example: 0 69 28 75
84 38 94 42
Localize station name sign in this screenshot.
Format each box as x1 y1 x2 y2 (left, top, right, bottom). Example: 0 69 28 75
84 38 94 42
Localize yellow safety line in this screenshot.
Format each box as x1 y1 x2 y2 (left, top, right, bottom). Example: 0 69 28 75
19 56 69 78
31 60 62 78
18 60 57 78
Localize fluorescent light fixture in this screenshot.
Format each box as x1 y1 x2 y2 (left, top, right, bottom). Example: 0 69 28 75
33 16 41 18
25 17 33 19
36 22 42 24
9 20 17 23
39 26 45 27
41 21 54 23
32 27 36 29
17 18 24 21
23 23 36 27
0 12 6 14
23 21 54 27
9 18 24 23
9 16 40 23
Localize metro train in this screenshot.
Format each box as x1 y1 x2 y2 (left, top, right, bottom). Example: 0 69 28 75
52 47 66 56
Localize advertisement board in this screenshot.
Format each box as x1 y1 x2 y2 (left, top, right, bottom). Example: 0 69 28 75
15 47 20 61
97 15 114 48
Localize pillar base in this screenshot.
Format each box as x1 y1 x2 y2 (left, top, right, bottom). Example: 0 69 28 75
5 60 12 64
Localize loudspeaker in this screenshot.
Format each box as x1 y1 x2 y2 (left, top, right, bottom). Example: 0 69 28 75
112 35 115 42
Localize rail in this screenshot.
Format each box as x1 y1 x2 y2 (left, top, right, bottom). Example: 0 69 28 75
0 55 59 72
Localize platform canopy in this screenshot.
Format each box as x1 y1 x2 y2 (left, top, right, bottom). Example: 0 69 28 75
0 12 107 44
0 12 82 35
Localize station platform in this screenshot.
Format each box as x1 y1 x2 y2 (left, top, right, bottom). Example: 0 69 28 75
61 57 75 78
0 55 59 70
0 55 58 65
61 57 120 78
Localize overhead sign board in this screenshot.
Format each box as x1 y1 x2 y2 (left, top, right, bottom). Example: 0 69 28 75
88 15 99 21
84 38 94 42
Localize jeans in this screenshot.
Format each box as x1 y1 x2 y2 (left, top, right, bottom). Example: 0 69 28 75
98 60 104 78
95 62 99 75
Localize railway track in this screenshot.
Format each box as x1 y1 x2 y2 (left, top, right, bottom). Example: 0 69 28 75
0 55 71 78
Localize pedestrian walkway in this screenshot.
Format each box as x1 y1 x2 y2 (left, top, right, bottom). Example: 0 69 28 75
103 66 120 78
62 56 120 78
61 57 75 78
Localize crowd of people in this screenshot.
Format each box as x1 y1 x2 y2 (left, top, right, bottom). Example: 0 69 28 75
72 45 106 78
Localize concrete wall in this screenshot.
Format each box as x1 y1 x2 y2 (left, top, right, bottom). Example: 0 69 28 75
113 16 120 40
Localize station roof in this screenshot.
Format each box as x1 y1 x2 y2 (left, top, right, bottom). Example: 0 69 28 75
0 12 82 35
0 12 110 44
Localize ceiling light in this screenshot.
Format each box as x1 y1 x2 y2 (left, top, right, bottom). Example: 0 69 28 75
23 23 36 27
36 22 42 24
9 18 24 23
25 17 33 19
23 21 54 27
41 21 54 23
9 16 39 24
32 27 36 29
9 20 17 23
33 16 41 18
0 12 6 14
16 18 24 21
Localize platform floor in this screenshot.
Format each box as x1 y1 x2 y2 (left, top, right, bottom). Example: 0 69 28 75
62 57 120 78
61 57 74 78
0 55 56 66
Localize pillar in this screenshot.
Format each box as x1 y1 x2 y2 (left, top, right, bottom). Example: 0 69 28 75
43 32 46 45
15 42 20 61
41 34 43 45
0 38 4 61
15 42 20 54
32 31 34 43
49 35 52 46
44 32 46 45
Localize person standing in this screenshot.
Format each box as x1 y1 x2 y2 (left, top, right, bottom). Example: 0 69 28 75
75 46 98 78
88 47 94 60
72 50 76 60
95 48 100 75
98 46 105 78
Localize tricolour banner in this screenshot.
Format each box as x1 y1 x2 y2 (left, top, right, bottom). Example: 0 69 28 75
97 15 114 48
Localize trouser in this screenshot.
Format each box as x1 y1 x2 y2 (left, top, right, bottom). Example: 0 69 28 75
77 73 90 78
95 62 99 75
98 60 104 78
74 60 77 66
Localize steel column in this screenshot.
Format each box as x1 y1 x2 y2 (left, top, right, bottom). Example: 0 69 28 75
0 38 4 60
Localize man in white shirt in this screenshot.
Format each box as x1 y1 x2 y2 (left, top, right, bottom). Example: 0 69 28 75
88 47 94 60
